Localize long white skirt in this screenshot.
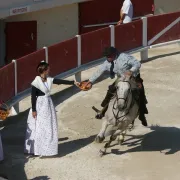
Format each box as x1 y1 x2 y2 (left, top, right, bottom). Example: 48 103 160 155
24 96 58 156
0 132 3 161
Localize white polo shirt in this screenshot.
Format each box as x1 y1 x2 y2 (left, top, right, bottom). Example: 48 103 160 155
122 0 133 24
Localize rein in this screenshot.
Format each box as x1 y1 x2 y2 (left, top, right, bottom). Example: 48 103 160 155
112 80 135 125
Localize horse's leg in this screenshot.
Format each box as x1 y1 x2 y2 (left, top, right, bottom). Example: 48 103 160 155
119 130 127 145
128 119 135 131
99 132 117 157
95 120 109 143
118 120 132 145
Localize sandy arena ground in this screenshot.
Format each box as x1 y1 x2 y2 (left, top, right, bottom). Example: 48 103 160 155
0 44 180 180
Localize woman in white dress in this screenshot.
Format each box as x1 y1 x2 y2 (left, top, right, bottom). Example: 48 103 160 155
24 61 78 157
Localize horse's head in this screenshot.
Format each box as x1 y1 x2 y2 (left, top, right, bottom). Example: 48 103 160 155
116 75 136 111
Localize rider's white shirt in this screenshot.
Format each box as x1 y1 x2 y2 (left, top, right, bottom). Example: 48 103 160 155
89 53 141 83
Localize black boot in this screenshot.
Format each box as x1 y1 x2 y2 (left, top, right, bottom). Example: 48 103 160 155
138 96 148 126
101 90 115 107
139 114 148 126
138 102 148 126
96 105 108 119
96 83 116 119
102 83 116 106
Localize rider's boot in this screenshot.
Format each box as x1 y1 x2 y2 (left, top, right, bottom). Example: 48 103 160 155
139 114 148 126
95 83 116 119
95 105 108 119
138 81 148 126
96 89 114 119
138 102 148 126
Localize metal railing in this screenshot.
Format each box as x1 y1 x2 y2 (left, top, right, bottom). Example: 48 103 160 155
4 13 180 117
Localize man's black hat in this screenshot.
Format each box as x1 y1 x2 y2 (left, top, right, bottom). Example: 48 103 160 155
103 46 118 57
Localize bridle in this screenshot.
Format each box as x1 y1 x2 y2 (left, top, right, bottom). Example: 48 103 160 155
112 80 135 125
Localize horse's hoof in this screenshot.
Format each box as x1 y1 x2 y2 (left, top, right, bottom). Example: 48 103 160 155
118 139 124 145
95 113 103 119
99 150 105 157
104 142 110 148
128 124 134 131
110 135 117 141
95 136 105 143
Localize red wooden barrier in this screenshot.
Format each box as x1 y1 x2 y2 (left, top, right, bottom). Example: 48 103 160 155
0 63 15 102
81 27 111 64
48 38 77 77
3 10 180 104
132 0 154 17
148 12 180 45
79 0 154 34
17 49 45 93
115 20 142 51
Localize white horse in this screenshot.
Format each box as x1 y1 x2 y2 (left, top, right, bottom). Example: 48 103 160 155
95 75 140 156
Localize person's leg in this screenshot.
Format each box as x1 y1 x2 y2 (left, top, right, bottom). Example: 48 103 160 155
139 89 148 126
136 74 148 126
96 81 116 119
101 82 116 107
96 105 108 119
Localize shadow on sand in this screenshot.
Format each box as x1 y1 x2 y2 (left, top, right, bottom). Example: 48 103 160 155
111 125 180 155
30 176 50 180
141 50 180 64
57 135 96 157
0 73 108 179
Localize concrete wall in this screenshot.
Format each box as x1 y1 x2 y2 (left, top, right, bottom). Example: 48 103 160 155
154 0 180 14
0 0 31 9
5 3 79 49
0 0 89 19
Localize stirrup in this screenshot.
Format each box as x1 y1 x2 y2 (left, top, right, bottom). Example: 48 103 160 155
92 106 101 113
92 106 103 119
95 113 104 119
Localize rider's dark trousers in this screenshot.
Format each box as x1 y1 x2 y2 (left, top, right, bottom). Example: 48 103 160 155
101 74 148 122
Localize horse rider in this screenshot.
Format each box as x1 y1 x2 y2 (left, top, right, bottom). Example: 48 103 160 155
85 46 148 126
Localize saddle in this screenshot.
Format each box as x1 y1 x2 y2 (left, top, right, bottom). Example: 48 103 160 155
131 87 140 102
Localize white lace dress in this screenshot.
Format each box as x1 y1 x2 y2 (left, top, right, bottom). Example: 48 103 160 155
24 77 58 156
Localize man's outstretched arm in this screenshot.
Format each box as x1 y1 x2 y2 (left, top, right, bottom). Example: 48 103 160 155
88 62 107 85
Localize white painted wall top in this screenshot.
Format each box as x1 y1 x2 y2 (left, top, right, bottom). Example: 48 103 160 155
0 0 89 19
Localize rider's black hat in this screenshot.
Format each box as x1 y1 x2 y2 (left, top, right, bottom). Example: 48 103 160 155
103 46 118 57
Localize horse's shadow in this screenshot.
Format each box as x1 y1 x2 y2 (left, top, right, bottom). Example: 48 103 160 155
0 109 96 178
111 125 180 155
0 71 110 178
30 176 50 180
57 135 96 157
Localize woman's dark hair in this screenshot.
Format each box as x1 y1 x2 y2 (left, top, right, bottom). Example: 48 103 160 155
37 61 49 74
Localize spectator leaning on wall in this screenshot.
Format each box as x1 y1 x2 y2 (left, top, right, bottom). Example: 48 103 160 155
117 0 133 25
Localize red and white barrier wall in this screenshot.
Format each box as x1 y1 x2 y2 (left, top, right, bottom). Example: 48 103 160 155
115 20 143 51
148 12 180 45
48 38 78 77
81 27 111 64
0 63 15 102
0 11 180 108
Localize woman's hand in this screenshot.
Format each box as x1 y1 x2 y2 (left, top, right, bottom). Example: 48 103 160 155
76 80 92 91
74 81 80 87
32 111 37 119
85 81 92 88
